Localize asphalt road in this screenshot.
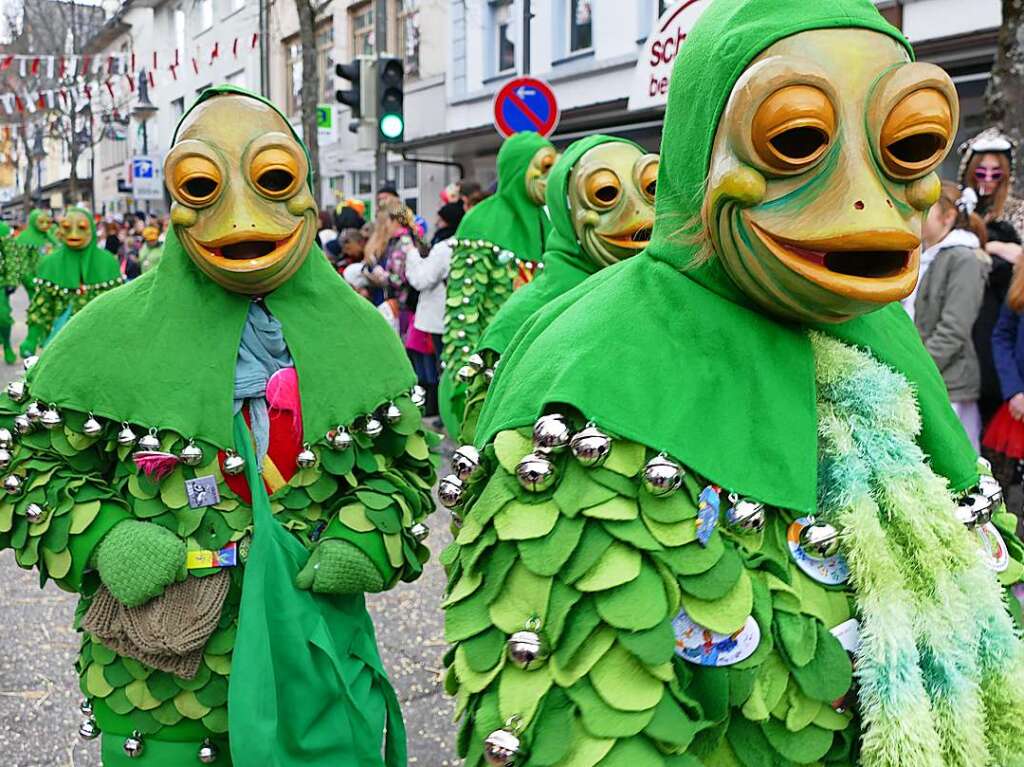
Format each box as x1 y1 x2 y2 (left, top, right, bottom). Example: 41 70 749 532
0 289 458 766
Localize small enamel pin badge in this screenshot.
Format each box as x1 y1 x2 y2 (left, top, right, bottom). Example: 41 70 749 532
185 475 221 509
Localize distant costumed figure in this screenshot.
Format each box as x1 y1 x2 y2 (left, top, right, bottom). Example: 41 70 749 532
13 208 59 297
440 2 1024 766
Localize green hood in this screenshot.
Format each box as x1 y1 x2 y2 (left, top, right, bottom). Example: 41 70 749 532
0 221 10 238
28 85 414 449
454 131 553 261
479 134 641 355
16 208 58 249
35 207 121 289
476 0 977 514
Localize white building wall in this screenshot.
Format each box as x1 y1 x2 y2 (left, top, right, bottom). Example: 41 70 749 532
900 0 1001 41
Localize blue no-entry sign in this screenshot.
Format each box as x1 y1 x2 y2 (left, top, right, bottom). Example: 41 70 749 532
493 77 560 139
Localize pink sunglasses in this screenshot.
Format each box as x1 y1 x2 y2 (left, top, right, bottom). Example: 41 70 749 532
975 167 1005 182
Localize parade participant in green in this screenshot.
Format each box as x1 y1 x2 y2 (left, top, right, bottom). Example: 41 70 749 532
139 225 165 273
13 208 59 297
0 221 18 363
439 132 556 436
458 135 657 441
0 85 438 766
19 207 122 358
440 1 1024 765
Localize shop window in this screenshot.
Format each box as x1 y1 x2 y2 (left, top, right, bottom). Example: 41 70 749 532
570 0 592 52
495 2 516 74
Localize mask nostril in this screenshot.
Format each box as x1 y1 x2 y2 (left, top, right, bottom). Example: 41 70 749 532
854 200 865 210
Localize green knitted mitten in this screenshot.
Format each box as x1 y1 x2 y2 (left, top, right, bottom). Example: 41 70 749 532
92 520 187 607
295 539 386 594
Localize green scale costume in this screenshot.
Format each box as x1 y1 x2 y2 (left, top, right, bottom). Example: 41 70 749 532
0 86 439 766
460 134 656 443
440 2 1024 766
20 208 123 358
0 221 22 363
439 132 555 436
14 208 59 297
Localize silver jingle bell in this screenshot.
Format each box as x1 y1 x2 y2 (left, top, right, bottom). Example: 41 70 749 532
507 629 549 670
82 414 103 437
438 474 466 509
484 368 495 383
328 427 353 451
198 739 219 764
123 730 144 758
3 474 22 495
467 353 486 371
137 430 161 452
410 522 430 542
380 402 402 424
5 379 25 402
725 493 767 534
22 355 38 371
800 521 841 558
642 453 684 497
0 427 13 449
456 364 478 383
516 452 557 493
25 401 43 421
483 728 522 767
569 423 613 467
40 404 62 430
362 415 384 438
117 423 138 447
978 473 1004 506
449 509 464 529
0 448 12 470
180 441 204 467
296 444 317 469
532 413 572 453
452 445 483 482
78 719 100 740
223 451 245 476
410 385 427 411
957 493 994 528
79 699 93 716
25 503 46 524
13 414 32 435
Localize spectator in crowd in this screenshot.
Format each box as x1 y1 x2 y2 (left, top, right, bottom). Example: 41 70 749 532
376 182 401 210
334 198 366 231
332 228 366 273
459 179 487 210
102 218 121 256
138 224 164 273
316 210 338 251
909 181 989 450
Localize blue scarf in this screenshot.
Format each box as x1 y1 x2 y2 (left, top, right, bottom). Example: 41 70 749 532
234 301 294 461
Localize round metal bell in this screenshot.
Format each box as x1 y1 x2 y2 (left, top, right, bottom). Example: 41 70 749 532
452 445 483 482
79 699 93 716
507 630 549 670
180 441 204 466
438 474 466 509
0 427 13 449
483 728 522 767
410 385 427 411
449 509 464 528
78 719 100 740
978 474 1004 506
642 454 684 497
957 493 993 528
117 423 138 447
25 503 46 524
467 353 486 371
362 415 384 438
197 739 219 764
296 444 317 469
3 474 22 495
726 493 767 533
456 364 478 383
25 401 43 421
516 452 556 493
13 414 32 435
123 730 144 758
410 522 430 542
532 413 572 453
223 451 245 476
0 448 12 470
137 429 161 452
40 404 62 430
82 414 103 437
5 379 25 402
800 521 841 558
569 423 612 467
484 368 495 383
380 402 402 424
22 355 38 371
327 427 353 451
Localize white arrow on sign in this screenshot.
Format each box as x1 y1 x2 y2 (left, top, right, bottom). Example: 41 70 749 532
515 87 536 99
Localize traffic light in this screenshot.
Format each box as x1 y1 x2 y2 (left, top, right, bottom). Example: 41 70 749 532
377 56 404 143
335 58 362 118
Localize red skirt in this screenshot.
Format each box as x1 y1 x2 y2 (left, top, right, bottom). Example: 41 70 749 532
983 402 1024 459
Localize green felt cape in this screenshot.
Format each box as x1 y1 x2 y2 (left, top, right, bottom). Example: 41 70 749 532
15 208 58 249
35 207 120 289
453 131 553 260
27 86 415 450
478 134 640 356
475 0 978 514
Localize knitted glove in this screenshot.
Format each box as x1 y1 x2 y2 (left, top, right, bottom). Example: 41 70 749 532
295 540 386 595
91 520 187 608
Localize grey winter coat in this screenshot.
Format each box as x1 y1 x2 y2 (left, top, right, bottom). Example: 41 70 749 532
914 244 990 401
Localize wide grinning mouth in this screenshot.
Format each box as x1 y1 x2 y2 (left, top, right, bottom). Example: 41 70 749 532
783 243 910 279
220 240 277 260
600 223 654 250
186 222 304 272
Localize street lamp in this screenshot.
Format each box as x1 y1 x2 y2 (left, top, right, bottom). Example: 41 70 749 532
30 127 45 206
131 69 158 155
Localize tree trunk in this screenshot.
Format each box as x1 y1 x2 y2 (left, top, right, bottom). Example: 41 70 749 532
987 0 1024 194
296 0 320 199
21 120 33 209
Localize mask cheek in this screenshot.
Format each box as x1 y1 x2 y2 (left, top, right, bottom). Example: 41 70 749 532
710 166 767 211
171 204 198 228
906 173 941 211
286 191 316 217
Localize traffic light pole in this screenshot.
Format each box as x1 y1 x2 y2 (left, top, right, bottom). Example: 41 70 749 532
375 0 388 192
522 0 532 75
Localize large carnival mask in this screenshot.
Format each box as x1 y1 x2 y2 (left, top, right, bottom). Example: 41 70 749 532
570 143 658 267
35 213 53 233
59 210 92 250
526 146 559 206
164 94 318 295
704 29 958 323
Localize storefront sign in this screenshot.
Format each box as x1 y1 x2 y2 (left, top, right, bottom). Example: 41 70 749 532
629 0 711 111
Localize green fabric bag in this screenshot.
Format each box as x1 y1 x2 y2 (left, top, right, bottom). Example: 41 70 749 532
228 414 406 766
475 0 979 513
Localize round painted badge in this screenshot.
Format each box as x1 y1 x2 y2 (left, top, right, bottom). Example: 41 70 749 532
976 521 1009 573
672 607 761 667
787 516 851 585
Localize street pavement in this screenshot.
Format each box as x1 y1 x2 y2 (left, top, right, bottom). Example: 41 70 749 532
0 289 458 765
